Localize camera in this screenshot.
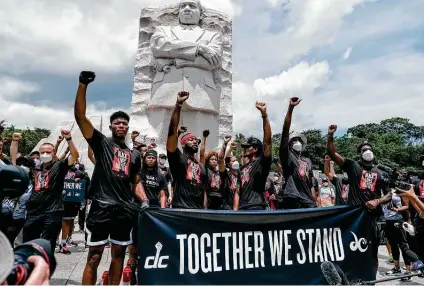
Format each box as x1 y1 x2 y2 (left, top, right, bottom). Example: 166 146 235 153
376 164 410 190
0 164 30 201
6 238 56 285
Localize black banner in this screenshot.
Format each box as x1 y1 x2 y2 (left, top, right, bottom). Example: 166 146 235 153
137 206 374 285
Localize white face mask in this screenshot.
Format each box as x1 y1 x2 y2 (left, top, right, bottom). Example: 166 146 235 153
232 161 240 170
20 165 30 173
34 158 42 167
362 150 374 162
74 164 80 170
40 153 52 163
422 160 424 167
292 141 302 152
274 176 279 182
159 159 166 166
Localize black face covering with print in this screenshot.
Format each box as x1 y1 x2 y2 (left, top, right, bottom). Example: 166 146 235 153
220 169 241 210
87 129 141 207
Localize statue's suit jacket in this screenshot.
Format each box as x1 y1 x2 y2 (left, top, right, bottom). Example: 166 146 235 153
149 25 223 114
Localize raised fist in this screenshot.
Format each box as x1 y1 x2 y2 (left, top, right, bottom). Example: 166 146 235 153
324 155 330 161
12 133 22 141
79 71 96 86
61 129 72 139
255 101 267 114
177 91 189 104
131 131 140 141
178 125 187 134
198 44 220 67
328 125 338 135
203 130 210 138
289 97 302 107
230 142 237 149
223 135 232 144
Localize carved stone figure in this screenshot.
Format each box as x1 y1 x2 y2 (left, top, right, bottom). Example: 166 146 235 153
130 0 232 153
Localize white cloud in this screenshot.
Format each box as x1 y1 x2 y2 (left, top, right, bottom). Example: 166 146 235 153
0 0 238 75
0 76 39 99
233 61 330 136
342 47 352 60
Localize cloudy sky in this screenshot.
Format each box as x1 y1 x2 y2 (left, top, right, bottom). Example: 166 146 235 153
1 0 424 138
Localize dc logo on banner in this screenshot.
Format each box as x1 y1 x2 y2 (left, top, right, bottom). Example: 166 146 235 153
349 232 368 252
144 242 169 269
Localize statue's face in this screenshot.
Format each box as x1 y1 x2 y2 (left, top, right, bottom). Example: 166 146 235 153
179 0 201 25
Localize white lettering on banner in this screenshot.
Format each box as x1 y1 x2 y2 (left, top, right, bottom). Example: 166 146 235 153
175 228 347 274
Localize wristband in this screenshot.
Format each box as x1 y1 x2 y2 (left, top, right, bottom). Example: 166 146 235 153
66 137 72 141
327 134 334 139
176 102 183 107
261 114 268 118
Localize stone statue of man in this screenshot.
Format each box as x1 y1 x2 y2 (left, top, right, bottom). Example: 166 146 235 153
148 0 223 150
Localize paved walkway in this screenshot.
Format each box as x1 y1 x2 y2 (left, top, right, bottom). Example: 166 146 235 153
51 226 424 285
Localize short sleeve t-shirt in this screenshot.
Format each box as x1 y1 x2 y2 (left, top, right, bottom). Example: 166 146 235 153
159 166 172 185
281 150 316 207
28 159 70 215
140 170 167 207
87 129 142 207
167 149 208 209
331 176 346 205
319 186 335 207
220 169 241 210
343 159 390 218
238 154 272 210
413 176 424 231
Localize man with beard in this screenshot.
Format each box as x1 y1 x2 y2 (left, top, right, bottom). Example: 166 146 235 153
238 102 272 210
74 71 148 285
218 138 240 210
22 129 79 249
279 97 317 209
327 125 392 277
166 91 208 209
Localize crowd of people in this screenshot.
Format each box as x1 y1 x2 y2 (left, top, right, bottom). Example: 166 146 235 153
1 71 424 285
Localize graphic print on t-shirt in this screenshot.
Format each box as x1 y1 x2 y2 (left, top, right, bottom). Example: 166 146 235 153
241 165 252 187
359 170 378 192
230 174 238 191
112 147 131 177
298 159 310 180
34 171 50 192
144 174 159 187
210 172 221 189
419 180 424 198
186 159 201 184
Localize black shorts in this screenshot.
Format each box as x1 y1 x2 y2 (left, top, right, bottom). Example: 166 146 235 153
86 200 135 246
369 217 379 261
63 202 80 219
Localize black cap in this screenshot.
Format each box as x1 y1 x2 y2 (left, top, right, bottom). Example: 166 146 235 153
241 137 263 148
357 139 373 154
30 151 40 156
322 177 329 182
144 149 157 158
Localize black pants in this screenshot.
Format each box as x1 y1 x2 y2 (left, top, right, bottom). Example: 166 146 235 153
385 220 410 262
78 205 86 231
22 213 62 250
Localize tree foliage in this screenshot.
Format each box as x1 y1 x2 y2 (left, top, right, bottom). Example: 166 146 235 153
0 123 50 156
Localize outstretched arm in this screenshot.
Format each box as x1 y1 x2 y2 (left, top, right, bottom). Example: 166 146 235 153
200 130 209 166
61 129 79 166
219 136 232 172
256 102 272 158
167 92 189 153
74 72 96 140
323 155 334 180
279 98 301 164
327 125 345 168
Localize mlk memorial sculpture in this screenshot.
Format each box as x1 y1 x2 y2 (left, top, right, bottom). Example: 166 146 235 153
130 0 233 152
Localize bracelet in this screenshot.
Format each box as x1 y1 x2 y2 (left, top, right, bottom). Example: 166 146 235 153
176 102 183 107
262 114 268 118
66 137 72 141
327 134 334 139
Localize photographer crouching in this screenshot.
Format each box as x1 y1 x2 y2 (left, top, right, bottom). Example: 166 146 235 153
1 162 56 285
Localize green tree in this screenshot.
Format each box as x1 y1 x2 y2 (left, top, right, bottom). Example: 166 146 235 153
1 125 50 156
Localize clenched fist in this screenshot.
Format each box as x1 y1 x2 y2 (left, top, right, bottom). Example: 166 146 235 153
61 129 72 139
289 97 302 107
223 135 232 144
203 130 210 138
255 101 267 115
12 133 22 141
328 125 338 135
177 91 189 105
178 125 187 135
79 71 96 86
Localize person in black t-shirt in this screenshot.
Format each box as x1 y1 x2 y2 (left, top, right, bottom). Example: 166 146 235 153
75 71 148 286
410 154 424 260
158 153 173 206
166 91 208 210
140 150 168 207
219 139 241 210
238 101 272 210
324 155 347 205
22 129 79 250
205 150 223 210
279 97 317 209
327 125 392 277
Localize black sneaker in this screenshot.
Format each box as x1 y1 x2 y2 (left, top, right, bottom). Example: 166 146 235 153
386 268 401 275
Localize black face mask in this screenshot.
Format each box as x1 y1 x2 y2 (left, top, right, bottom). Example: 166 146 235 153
342 178 349 185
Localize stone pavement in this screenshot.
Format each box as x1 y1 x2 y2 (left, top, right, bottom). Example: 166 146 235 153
51 226 424 285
